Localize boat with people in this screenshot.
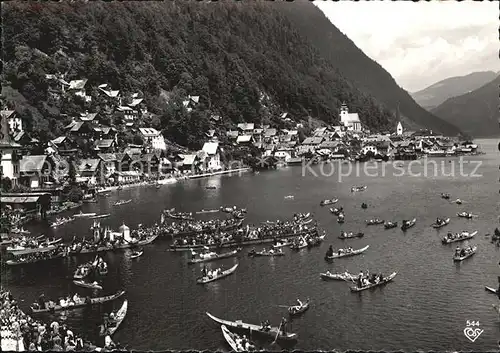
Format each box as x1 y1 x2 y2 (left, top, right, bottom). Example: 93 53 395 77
74 211 97 218
454 199 463 204
196 209 220 214
6 238 62 256
130 250 143 259
330 207 343 216
206 185 217 189
384 221 398 229
453 245 477 261
338 231 364 239
290 236 309 250
288 298 310 316
206 312 298 342
401 218 416 231
351 185 367 192
5 250 68 266
232 210 246 219
320 198 338 206
307 233 326 247
30 290 125 314
324 245 369 260
220 206 247 214
361 203 368 209
366 219 384 226
457 212 475 219
197 264 239 284
441 193 451 200
320 270 356 281
293 212 311 221
272 239 292 249
50 217 75 228
221 325 259 352
248 247 284 257
114 199 132 206
73 280 103 290
74 256 108 279
100 300 128 336
10 227 30 235
89 214 111 220
284 195 294 200
162 218 244 239
350 272 398 292
337 214 345 224
189 248 240 264
442 231 477 244
70 232 159 255
164 208 195 221
431 217 450 229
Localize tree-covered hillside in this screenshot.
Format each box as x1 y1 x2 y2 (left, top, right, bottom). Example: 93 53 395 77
2 1 455 148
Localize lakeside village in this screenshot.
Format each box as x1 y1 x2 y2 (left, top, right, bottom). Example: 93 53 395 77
0 74 480 229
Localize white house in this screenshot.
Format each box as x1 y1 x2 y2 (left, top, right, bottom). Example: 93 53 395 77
201 141 222 171
396 122 403 136
339 103 362 132
139 128 166 150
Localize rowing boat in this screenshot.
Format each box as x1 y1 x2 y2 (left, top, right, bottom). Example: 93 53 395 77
453 246 477 261
350 272 397 292
196 209 219 214
130 250 143 259
6 252 66 266
74 212 97 218
31 290 125 313
320 271 356 281
401 218 416 231
325 245 369 260
221 325 259 352
288 299 310 316
196 264 238 284
272 239 292 249
114 200 131 206
485 286 499 295
442 231 477 244
248 249 284 257
90 214 111 220
457 212 474 219
73 280 103 290
384 221 398 229
431 218 450 229
338 232 364 239
206 312 298 341
188 249 240 264
100 300 128 336
7 242 61 256
320 199 338 206
366 219 384 226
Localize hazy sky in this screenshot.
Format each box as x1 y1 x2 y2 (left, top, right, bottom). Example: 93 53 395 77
315 1 499 93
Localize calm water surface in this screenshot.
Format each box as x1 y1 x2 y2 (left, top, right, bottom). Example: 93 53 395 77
1 139 500 351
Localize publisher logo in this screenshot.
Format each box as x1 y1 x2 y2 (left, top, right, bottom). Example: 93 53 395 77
463 320 483 342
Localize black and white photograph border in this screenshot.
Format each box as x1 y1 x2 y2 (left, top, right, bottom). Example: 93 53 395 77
0 0 499 352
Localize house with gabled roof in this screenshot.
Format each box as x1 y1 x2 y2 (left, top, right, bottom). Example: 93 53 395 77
236 135 254 145
237 123 255 133
98 153 118 177
94 139 116 153
201 141 222 171
139 128 166 150
68 79 91 102
18 155 56 188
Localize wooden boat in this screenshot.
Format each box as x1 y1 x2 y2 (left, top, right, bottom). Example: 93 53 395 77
401 218 416 231
165 208 195 221
74 212 97 218
337 215 345 224
442 231 477 244
73 234 159 255
51 217 75 227
196 209 219 214
330 207 343 216
457 212 475 219
31 290 125 314
320 198 338 206
485 286 499 295
206 185 217 189
325 245 369 260
7 242 61 256
350 272 397 292
272 239 292 249
290 240 308 250
366 219 384 226
73 264 92 280
453 246 477 261
361 203 368 209
73 280 103 290
384 221 398 229
83 198 98 203
288 299 310 316
248 248 284 257
206 312 298 342
130 250 143 259
11 227 30 235
431 218 450 229
221 325 259 352
338 232 364 239
441 193 450 200
307 233 325 247
114 199 131 206
6 252 66 266
196 264 238 284
320 271 356 281
351 185 367 192
284 195 294 199
89 214 111 220
100 300 128 336
454 199 463 204
189 249 240 264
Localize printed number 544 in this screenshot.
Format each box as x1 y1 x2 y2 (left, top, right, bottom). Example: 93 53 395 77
467 320 479 326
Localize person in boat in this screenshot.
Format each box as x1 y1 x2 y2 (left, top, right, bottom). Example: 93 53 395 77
281 317 287 334
296 298 303 307
38 293 46 308
202 265 207 277
459 248 466 257
455 246 460 256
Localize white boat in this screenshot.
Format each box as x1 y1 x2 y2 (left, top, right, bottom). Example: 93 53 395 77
74 212 97 218
350 272 397 292
73 280 103 290
196 264 238 284
114 199 131 206
100 300 128 336
320 271 356 281
221 325 259 352
442 231 477 244
453 246 477 261
325 245 369 260
7 241 60 256
131 250 143 259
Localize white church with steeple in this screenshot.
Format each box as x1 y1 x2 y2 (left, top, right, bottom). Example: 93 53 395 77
396 122 403 135
339 102 362 132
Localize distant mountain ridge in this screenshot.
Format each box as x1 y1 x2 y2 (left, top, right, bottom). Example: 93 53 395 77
430 75 500 138
411 71 498 110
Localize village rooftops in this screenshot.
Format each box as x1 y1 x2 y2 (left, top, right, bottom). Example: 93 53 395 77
302 137 324 145
180 154 197 165
236 135 253 143
94 139 114 149
79 112 98 121
128 98 144 107
98 153 118 162
264 128 277 137
76 159 101 173
139 128 161 137
237 123 255 131
202 142 219 155
68 79 87 90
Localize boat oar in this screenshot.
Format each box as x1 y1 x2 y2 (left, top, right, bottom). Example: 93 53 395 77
271 321 283 346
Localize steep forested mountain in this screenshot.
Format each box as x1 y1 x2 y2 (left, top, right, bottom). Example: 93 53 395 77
277 1 461 135
2 1 460 147
431 75 500 138
411 71 498 110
